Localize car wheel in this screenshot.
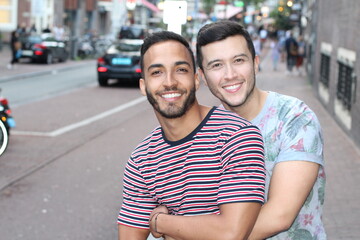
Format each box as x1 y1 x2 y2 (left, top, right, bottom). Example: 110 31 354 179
98 77 108 87
46 53 53 64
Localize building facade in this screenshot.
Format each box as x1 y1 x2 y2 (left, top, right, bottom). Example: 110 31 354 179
306 0 360 148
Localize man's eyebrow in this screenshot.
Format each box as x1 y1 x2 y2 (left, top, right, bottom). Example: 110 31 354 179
206 53 250 68
175 61 191 67
147 61 191 71
147 63 163 72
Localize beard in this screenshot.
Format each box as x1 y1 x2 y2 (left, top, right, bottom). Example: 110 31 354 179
146 86 196 119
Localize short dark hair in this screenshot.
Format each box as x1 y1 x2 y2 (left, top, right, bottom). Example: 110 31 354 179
140 31 196 77
196 20 255 70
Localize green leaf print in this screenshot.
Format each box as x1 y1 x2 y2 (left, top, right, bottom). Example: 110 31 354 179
318 184 325 205
291 229 314 240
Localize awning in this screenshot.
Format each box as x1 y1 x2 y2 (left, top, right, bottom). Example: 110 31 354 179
141 0 160 13
216 5 243 19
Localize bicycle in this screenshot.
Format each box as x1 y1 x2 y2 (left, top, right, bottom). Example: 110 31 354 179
0 120 8 156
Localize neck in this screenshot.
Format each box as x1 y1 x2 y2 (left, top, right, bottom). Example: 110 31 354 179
225 88 268 121
156 101 211 141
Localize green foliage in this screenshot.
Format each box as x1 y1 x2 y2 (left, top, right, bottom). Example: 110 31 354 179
270 6 294 30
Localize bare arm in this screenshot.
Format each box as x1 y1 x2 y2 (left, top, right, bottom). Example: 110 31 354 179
248 161 319 239
118 224 150 240
150 202 261 240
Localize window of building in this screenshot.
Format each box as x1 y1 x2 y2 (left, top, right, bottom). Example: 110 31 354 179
336 48 357 111
320 54 331 87
336 62 355 110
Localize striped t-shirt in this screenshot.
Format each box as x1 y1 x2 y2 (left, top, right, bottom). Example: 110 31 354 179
118 107 265 229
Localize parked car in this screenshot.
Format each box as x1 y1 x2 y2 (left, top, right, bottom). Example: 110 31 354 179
0 88 16 156
19 33 69 64
97 39 143 86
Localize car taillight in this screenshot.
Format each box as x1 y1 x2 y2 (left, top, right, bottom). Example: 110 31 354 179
98 67 108 72
97 57 106 65
34 43 46 49
35 50 44 55
0 98 8 106
135 68 142 73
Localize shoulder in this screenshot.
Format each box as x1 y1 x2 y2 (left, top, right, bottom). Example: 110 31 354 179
211 107 255 128
271 92 321 128
131 125 163 159
210 107 262 140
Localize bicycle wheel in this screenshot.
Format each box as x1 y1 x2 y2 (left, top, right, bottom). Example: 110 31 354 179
0 120 9 156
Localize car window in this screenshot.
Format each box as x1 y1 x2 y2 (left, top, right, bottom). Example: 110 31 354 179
119 26 146 39
27 36 42 43
107 42 142 54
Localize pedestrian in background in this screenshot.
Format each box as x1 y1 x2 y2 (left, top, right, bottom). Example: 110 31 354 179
7 30 21 70
270 37 281 71
118 30 266 240
196 20 326 240
285 30 298 75
296 35 306 76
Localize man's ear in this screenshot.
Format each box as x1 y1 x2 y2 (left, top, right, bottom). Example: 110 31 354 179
194 72 201 90
254 55 260 74
139 78 146 96
197 68 208 86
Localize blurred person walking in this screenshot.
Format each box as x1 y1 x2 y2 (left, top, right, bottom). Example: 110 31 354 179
284 30 298 75
7 30 21 69
296 35 306 76
270 37 282 71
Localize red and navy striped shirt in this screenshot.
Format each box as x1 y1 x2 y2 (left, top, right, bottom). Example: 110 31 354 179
118 107 265 229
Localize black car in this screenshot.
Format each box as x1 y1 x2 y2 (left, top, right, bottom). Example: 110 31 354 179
19 34 69 64
118 25 147 40
97 39 143 86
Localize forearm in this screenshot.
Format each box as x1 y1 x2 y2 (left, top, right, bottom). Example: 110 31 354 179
118 224 149 240
156 203 261 240
247 203 292 240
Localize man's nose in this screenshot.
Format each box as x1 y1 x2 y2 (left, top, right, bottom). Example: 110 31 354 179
224 64 237 80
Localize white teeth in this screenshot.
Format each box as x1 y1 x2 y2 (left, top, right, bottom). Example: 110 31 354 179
162 93 181 99
224 84 239 90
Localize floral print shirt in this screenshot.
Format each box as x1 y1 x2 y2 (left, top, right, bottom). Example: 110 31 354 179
251 92 326 240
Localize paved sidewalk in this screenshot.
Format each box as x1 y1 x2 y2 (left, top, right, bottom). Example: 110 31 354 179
2 41 360 239
0 44 95 82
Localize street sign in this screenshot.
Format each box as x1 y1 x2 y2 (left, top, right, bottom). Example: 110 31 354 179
163 0 187 35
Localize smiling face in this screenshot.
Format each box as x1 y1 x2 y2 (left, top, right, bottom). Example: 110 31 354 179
199 35 259 110
140 40 199 119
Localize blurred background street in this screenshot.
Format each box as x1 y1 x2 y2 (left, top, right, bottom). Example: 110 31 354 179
0 0 360 239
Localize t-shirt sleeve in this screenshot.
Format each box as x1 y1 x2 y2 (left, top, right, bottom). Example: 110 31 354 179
218 125 266 205
117 157 157 229
277 101 324 165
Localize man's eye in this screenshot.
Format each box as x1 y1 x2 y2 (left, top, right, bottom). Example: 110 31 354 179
151 70 161 76
234 58 244 63
178 68 189 73
210 63 222 69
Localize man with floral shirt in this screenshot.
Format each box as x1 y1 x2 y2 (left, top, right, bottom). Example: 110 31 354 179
194 20 326 239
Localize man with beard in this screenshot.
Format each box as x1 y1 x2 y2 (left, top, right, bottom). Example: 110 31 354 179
117 31 266 240
194 21 326 239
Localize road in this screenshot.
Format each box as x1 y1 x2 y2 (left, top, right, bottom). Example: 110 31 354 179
0 64 218 239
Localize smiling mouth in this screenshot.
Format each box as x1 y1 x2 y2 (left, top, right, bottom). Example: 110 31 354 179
223 83 242 92
161 92 182 101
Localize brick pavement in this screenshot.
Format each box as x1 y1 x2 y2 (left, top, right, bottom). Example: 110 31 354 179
1 41 360 239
